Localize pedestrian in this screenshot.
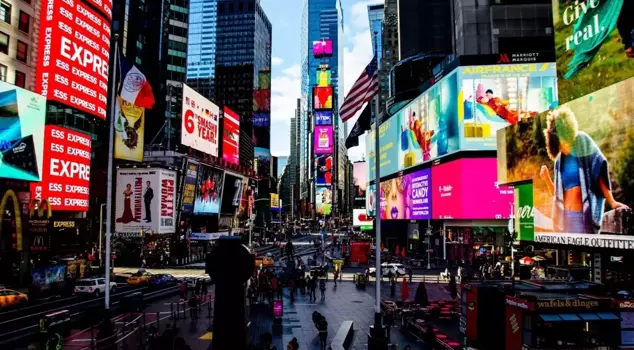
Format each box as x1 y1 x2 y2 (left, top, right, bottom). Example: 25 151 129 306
385 310 394 343
271 275 278 298
408 267 413 283
299 275 306 295
188 295 198 319
287 337 299 350
333 269 338 286
319 279 326 300
339 265 343 282
259 332 277 350
317 315 328 350
390 277 396 298
201 280 208 296
289 279 296 303
179 281 187 300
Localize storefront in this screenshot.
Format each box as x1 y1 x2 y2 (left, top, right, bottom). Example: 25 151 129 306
442 220 509 268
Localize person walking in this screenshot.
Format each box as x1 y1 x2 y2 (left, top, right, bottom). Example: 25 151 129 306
287 337 299 350
390 277 396 298
179 281 187 300
319 278 326 300
333 269 338 286
289 279 296 304
317 315 328 350
408 267 413 283
201 281 208 296
188 295 198 319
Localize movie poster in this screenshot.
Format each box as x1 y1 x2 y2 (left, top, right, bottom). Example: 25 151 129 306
193 164 225 215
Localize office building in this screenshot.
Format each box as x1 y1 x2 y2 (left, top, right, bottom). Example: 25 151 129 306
368 4 387 109
0 0 36 90
186 0 217 100
382 0 398 99
398 0 452 61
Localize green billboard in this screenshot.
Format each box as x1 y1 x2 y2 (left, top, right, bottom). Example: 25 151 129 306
514 183 534 242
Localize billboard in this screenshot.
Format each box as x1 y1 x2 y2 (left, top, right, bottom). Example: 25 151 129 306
35 0 111 119
498 77 634 248
181 84 219 157
114 97 144 162
431 158 513 219
253 112 270 149
553 0 634 104
378 168 432 220
312 40 333 57
315 154 333 186
254 90 271 111
181 161 198 213
270 193 280 210
313 86 333 110
193 164 224 215
353 161 367 206
253 112 270 127
314 126 334 154
255 147 271 178
115 168 177 233
259 71 271 90
220 173 245 214
314 110 333 126
0 82 46 181
317 69 332 87
237 177 254 220
222 107 240 165
366 184 376 217
514 183 535 242
368 71 459 181
458 63 558 150
30 126 91 211
353 209 373 228
316 186 332 216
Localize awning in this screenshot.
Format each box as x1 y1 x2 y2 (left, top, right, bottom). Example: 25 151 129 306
539 312 620 322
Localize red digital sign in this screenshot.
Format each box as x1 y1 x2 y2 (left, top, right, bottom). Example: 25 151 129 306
36 0 112 119
313 86 333 110
222 107 240 165
30 126 92 211
84 0 112 21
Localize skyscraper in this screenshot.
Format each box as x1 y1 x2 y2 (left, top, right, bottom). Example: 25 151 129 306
368 4 387 106
186 0 218 100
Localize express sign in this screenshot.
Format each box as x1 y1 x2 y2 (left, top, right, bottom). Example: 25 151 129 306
36 0 111 119
30 126 92 211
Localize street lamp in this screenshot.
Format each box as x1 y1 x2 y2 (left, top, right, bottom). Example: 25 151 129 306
99 203 106 267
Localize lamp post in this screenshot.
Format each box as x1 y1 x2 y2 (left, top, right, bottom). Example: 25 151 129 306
99 203 106 268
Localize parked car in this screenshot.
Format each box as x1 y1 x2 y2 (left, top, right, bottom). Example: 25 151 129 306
127 270 154 285
0 288 28 309
369 263 406 277
150 274 178 286
74 278 117 297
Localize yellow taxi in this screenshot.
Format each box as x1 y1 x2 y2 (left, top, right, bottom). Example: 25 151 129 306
126 271 153 285
255 256 275 268
0 288 28 309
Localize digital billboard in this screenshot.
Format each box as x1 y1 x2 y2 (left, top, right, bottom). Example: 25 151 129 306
181 84 219 157
314 126 334 154
220 173 245 214
222 107 240 165
499 76 634 248
182 161 198 213
259 71 271 90
114 97 144 162
313 86 333 110
253 112 270 127
353 209 373 228
458 63 558 150
253 112 270 149
315 154 333 186
254 89 271 111
0 81 46 181
312 40 333 57
378 168 432 220
353 161 367 207
368 71 459 181
255 147 271 178
36 0 111 119
367 184 376 217
431 158 513 220
316 69 332 87
115 168 177 233
193 164 224 215
316 186 332 216
553 0 634 104
314 110 333 126
30 126 91 211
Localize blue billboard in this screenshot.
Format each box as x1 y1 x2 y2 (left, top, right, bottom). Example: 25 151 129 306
314 110 333 126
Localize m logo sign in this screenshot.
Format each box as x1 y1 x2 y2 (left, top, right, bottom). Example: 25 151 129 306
29 199 52 218
497 54 511 64
31 235 48 251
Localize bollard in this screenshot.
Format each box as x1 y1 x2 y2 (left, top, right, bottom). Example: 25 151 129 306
137 319 142 349
207 298 213 319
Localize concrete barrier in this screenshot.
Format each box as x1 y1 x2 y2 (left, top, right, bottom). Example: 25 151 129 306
330 320 354 350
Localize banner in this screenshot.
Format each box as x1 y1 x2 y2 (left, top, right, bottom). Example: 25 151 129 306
316 186 332 216
515 183 534 242
222 107 240 165
181 84 219 157
220 173 245 214
315 154 333 186
314 126 334 154
367 184 376 217
353 161 367 207
270 193 280 210
193 164 224 215
115 168 177 233
114 97 145 162
353 209 373 227
182 161 198 213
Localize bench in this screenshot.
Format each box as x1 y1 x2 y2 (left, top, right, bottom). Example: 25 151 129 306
330 320 354 350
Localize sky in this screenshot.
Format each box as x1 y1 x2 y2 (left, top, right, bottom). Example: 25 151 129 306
260 0 378 162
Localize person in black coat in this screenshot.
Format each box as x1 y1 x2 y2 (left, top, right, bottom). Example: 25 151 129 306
143 181 154 222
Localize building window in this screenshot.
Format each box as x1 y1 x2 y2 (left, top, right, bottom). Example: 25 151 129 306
14 70 25 88
16 41 26 62
0 64 6 81
18 11 29 33
0 1 9 24
0 32 8 54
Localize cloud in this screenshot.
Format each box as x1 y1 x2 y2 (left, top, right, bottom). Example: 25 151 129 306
270 119 291 157
271 56 284 66
269 64 301 157
350 0 381 29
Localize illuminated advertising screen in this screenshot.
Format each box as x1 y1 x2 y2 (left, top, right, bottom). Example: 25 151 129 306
315 154 333 186
30 126 91 211
222 107 240 165
367 184 376 217
253 112 270 127
312 40 333 57
499 77 634 248
313 86 333 110
254 89 271 111
314 110 333 126
458 63 558 150
253 112 270 149
181 84 219 157
193 164 225 215
220 173 245 214
0 81 46 181
353 161 367 207
115 168 177 233
316 186 332 216
182 161 198 213
114 97 145 162
378 168 431 220
353 209 373 228
368 72 459 181
316 69 332 87
431 158 513 219
554 0 634 104
84 0 112 20
314 126 333 154
259 71 271 90
255 147 271 178
35 0 111 119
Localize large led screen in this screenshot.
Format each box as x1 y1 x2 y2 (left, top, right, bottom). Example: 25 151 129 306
554 0 634 104
499 77 634 248
315 154 333 186
353 161 367 207
314 110 333 126
222 107 240 165
314 126 333 154
432 158 513 220
252 112 270 149
220 173 245 214
255 147 271 178
378 168 432 220
254 90 271 111
181 84 219 157
458 63 558 150
367 72 459 181
316 186 332 216
367 184 376 217
30 126 91 211
312 40 333 57
316 69 332 87
193 164 225 215
182 161 198 213
36 0 111 119
313 86 333 110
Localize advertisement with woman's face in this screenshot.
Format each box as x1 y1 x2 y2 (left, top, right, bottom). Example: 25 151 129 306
500 77 634 247
366 184 376 217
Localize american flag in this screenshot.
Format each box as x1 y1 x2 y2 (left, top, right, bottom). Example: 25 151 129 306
339 55 379 122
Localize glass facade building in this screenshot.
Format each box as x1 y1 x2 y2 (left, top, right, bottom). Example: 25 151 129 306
187 0 217 80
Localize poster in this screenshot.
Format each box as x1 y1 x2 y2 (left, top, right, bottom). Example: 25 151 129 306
316 186 332 216
222 107 240 165
515 183 535 242
114 97 145 162
314 126 333 154
115 168 177 233
367 184 376 217
314 110 333 126
181 84 219 157
315 154 333 186
220 173 245 214
353 161 366 207
193 164 225 215
182 161 198 213
255 147 271 178
378 168 432 220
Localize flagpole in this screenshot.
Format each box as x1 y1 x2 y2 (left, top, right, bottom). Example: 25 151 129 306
104 33 120 310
